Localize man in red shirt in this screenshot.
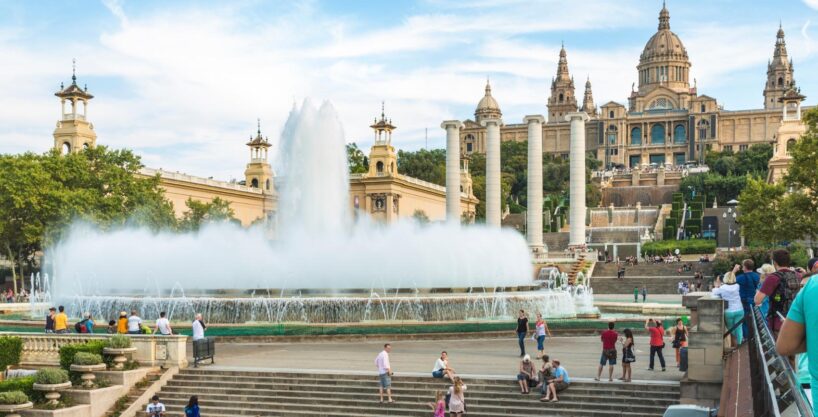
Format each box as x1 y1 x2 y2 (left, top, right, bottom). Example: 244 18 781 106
754 249 802 335
596 321 619 381
645 318 666 371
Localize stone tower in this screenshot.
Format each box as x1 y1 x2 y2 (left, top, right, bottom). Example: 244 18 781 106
547 44 577 123
474 80 502 124
764 24 796 110
53 61 96 154
367 103 398 178
768 87 806 183
581 76 597 116
244 119 275 194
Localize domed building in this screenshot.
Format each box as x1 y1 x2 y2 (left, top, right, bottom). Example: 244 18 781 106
455 3 809 206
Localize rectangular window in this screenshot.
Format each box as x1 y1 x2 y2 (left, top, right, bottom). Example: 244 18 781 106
723 145 733 152
629 155 641 168
466 143 473 152
739 144 748 151
674 153 686 166
649 154 666 165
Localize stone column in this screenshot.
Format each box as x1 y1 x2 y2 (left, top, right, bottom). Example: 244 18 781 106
481 118 502 227
442 120 464 224
566 112 590 246
524 115 545 252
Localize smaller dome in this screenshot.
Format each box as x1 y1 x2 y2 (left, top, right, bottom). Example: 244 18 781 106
475 80 502 121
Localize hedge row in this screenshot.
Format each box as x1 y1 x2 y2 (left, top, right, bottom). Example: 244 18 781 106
642 239 716 256
0 376 34 398
0 336 22 371
59 340 107 371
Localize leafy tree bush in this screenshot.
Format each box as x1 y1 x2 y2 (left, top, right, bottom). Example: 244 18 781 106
346 143 369 174
0 391 29 405
0 376 35 398
0 336 22 371
642 239 716 256
710 245 810 276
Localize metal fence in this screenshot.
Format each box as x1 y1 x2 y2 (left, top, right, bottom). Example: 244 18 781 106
747 305 813 417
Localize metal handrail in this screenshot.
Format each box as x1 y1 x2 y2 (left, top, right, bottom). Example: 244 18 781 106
748 305 814 417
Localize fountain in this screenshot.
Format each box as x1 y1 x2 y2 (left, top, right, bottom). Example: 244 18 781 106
46 100 594 324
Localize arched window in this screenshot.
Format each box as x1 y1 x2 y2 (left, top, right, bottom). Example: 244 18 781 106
61 142 71 155
630 127 642 145
391 162 395 173
697 119 709 140
673 124 686 144
251 178 259 188
786 138 796 154
376 161 384 173
700 104 706 113
559 93 564 103
650 124 665 145
778 77 784 87
265 179 271 191
82 143 90 150
609 110 614 118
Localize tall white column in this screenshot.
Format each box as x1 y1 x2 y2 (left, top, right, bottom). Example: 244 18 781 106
442 120 464 223
566 112 590 246
524 115 545 252
481 118 502 227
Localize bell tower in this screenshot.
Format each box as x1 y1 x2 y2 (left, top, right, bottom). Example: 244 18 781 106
53 60 96 154
768 88 806 183
547 44 578 123
764 24 796 110
367 103 398 178
244 119 275 194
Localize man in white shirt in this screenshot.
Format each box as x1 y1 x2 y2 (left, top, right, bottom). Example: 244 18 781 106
432 351 455 380
374 343 393 403
145 395 165 417
191 313 205 341
127 310 142 334
154 311 172 335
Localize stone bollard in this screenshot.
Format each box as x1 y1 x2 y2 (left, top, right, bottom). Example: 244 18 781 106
680 294 725 408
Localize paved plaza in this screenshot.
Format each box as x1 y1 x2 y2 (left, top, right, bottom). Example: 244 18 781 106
210 335 684 383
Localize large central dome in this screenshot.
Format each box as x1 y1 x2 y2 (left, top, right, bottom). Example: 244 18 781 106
636 3 691 94
640 5 688 64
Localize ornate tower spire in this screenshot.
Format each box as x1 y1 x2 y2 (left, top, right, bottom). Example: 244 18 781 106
581 76 597 116
244 119 274 193
658 1 670 30
53 60 96 154
764 23 796 109
547 44 577 123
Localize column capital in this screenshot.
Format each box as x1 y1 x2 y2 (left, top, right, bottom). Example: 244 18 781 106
441 120 464 130
523 115 545 124
480 117 503 127
564 112 590 122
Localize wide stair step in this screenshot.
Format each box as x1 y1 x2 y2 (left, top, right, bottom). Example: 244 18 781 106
144 369 679 417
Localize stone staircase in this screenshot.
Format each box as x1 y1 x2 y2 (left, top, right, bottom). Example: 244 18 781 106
104 369 164 417
151 368 680 417
567 254 587 285
593 262 712 278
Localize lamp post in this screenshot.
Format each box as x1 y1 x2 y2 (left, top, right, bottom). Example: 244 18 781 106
723 200 739 251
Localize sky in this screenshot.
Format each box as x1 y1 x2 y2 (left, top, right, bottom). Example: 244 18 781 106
0 0 817 181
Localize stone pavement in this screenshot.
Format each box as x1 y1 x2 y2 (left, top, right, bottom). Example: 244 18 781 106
594 294 684 304
209 335 683 383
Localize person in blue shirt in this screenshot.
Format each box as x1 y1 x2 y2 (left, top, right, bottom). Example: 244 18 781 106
734 260 760 339
777 272 815 413
540 359 570 403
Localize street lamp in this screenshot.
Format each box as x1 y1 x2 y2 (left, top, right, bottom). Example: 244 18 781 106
723 204 738 252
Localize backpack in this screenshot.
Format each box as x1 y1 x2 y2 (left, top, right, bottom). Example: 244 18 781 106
770 269 801 317
74 319 88 333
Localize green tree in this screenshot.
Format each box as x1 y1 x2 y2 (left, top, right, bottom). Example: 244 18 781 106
397 148 446 185
0 147 174 293
346 143 369 174
178 197 237 232
411 209 430 224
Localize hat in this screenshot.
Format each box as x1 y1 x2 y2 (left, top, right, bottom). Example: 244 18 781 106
119 311 127 317
808 257 818 272
522 354 531 362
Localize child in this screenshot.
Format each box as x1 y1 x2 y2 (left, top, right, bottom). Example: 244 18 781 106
107 320 117 334
427 390 445 417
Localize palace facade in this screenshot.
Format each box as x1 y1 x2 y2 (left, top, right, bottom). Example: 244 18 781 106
457 4 808 183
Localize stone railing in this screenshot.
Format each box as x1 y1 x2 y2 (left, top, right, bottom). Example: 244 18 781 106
1 333 188 368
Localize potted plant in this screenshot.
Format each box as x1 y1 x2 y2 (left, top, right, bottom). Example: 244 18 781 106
103 335 136 370
0 391 33 417
32 368 72 406
69 352 106 388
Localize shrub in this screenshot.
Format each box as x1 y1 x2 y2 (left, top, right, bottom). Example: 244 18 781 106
59 341 106 371
34 369 69 385
0 391 28 405
0 336 23 371
643 239 716 257
106 335 132 349
72 353 103 366
0 376 35 398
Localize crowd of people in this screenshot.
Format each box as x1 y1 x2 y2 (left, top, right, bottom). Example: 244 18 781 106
1 288 29 303
42 307 209 341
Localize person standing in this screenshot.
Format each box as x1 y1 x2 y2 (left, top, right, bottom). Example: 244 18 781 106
516 310 529 357
127 310 142 335
777 265 818 414
633 287 639 303
755 249 802 336
154 312 173 335
54 306 69 334
534 313 552 359
427 391 445 417
191 314 206 341
447 376 467 416
670 318 688 367
374 343 394 403
645 319 666 371
641 286 648 303
620 328 635 382
45 307 56 333
734 260 760 338
183 396 199 417
596 321 618 382
713 272 744 346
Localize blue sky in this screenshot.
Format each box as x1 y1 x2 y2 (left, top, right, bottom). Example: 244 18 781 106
0 0 816 180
